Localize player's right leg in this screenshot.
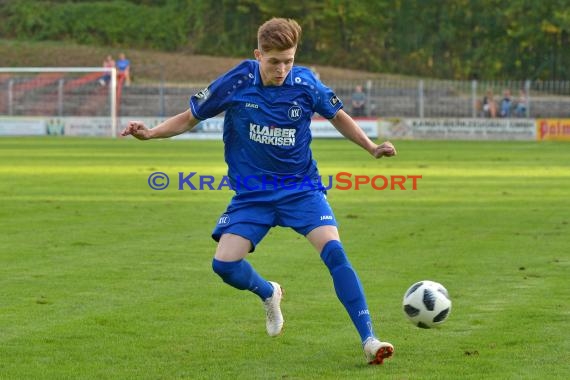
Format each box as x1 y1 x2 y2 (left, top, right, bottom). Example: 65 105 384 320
211 233 283 337
210 198 284 336
212 233 274 301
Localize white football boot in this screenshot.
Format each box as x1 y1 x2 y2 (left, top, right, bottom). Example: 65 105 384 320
363 337 394 365
263 281 284 336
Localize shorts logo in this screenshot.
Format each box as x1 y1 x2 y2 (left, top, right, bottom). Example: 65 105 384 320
329 95 340 107
320 215 333 221
218 214 230 225
288 106 302 121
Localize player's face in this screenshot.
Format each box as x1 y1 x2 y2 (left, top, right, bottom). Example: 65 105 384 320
254 47 296 86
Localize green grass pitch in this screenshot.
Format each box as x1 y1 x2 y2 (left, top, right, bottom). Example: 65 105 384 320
0 137 568 379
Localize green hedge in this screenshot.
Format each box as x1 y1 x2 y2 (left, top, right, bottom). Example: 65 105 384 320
1 0 568 80
0 1 187 51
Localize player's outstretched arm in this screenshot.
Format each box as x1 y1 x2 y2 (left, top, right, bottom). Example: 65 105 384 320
120 109 199 140
329 109 396 159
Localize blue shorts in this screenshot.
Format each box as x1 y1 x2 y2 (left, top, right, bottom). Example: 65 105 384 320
212 189 337 252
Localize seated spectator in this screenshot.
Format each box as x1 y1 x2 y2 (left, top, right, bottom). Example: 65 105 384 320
116 52 131 86
481 89 497 118
499 89 513 118
99 55 115 86
514 89 528 117
351 85 366 117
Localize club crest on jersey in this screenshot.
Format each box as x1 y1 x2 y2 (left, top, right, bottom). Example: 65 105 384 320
288 105 302 121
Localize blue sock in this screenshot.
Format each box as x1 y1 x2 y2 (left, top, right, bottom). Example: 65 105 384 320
320 240 375 343
212 258 274 300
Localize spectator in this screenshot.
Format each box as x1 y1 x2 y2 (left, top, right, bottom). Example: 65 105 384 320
98 55 115 86
481 89 497 118
499 89 513 118
351 85 367 117
514 89 528 117
116 53 131 86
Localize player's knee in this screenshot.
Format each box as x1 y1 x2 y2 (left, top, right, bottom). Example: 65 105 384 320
320 240 350 269
212 258 236 278
211 258 250 290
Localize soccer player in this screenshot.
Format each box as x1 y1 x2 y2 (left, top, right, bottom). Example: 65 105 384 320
120 17 396 365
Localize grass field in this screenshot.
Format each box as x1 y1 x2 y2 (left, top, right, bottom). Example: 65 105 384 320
0 137 568 379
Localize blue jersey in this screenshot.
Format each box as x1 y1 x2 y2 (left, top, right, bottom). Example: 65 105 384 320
189 60 343 195
116 59 130 72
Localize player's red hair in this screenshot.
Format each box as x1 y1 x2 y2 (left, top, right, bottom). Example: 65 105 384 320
257 18 302 52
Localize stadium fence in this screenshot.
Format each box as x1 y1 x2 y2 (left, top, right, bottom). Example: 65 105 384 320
1 66 569 140
0 67 118 135
113 77 570 119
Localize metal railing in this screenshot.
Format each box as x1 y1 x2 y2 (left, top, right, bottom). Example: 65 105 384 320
117 77 570 118
3 66 570 119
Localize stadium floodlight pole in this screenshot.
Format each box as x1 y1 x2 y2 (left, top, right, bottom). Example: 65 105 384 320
0 67 118 137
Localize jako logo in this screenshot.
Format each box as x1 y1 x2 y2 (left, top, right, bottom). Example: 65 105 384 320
358 309 370 317
320 215 333 221
288 106 302 120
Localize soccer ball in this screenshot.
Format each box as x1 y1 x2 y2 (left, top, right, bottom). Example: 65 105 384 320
402 280 452 328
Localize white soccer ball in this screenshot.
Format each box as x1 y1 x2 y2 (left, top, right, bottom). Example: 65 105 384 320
402 280 452 328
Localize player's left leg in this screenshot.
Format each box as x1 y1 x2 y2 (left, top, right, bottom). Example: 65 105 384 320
307 226 375 342
278 191 380 344
306 226 394 364
278 189 393 360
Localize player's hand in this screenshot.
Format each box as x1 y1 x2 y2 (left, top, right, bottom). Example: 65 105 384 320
120 121 152 140
372 141 396 159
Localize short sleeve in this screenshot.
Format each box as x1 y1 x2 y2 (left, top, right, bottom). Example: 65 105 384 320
312 78 343 119
189 61 254 120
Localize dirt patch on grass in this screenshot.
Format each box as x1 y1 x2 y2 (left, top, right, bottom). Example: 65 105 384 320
0 39 389 84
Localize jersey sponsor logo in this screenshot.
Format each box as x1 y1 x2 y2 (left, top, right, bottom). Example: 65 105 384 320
329 95 340 107
288 106 302 121
249 123 296 146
